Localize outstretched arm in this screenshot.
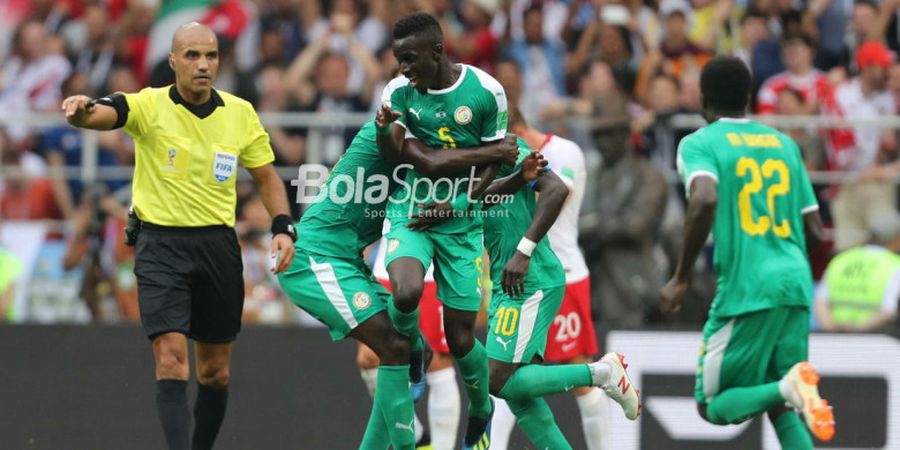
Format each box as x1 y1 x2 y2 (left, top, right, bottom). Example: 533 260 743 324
63 95 119 130
501 171 570 297
660 176 717 313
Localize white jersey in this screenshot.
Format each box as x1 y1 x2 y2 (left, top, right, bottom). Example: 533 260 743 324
540 134 590 283
373 220 435 281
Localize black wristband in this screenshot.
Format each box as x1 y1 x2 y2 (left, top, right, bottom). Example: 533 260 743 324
272 214 297 242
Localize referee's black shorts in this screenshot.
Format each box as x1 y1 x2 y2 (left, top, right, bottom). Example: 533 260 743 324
134 223 244 343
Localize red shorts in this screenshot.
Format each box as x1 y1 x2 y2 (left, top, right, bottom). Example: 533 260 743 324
543 278 598 362
378 278 450 354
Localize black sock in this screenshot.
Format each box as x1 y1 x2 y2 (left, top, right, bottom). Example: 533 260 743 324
156 380 190 450
192 383 228 450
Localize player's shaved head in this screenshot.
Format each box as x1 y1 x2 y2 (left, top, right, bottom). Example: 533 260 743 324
700 56 751 114
171 22 217 52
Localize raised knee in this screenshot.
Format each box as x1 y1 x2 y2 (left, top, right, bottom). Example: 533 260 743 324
197 365 230 388
392 282 423 309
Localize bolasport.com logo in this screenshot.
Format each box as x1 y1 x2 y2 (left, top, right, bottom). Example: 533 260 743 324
290 163 514 219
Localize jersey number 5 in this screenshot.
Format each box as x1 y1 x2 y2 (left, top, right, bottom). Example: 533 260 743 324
438 127 457 149
736 157 791 238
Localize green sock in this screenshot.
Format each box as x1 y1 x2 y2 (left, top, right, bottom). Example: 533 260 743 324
507 397 572 450
375 365 416 450
706 382 783 424
773 410 813 450
456 341 492 418
498 364 592 401
389 301 422 354
359 397 390 450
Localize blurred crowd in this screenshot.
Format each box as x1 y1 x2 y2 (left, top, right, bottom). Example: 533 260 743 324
1 0 899 332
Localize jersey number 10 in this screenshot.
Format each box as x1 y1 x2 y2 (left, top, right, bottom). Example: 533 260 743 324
736 157 791 238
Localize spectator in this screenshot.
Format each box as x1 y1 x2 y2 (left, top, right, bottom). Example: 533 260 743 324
814 212 900 332
500 3 568 128
890 61 900 112
284 21 380 166
845 0 879 70
307 0 388 54
579 110 668 327
69 4 116 92
0 139 62 221
828 41 896 250
732 8 770 69
756 32 830 114
776 88 828 171
688 0 739 54
440 0 500 73
633 73 691 172
0 19 72 144
656 0 712 82
256 65 306 166
259 0 320 65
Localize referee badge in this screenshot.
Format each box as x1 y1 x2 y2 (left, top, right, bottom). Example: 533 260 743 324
213 152 238 182
352 292 371 310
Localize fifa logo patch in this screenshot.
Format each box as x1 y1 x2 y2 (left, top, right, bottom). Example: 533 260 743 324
353 292 371 309
213 152 237 182
388 239 400 254
167 148 177 167
454 106 472 125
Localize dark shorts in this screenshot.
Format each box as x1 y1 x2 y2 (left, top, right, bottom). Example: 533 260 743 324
134 223 244 343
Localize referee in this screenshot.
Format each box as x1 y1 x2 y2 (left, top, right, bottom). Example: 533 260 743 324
62 23 296 450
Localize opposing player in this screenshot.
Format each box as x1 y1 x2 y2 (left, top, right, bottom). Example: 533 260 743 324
490 110 610 450
277 119 517 449
477 135 639 450
355 231 461 450
660 56 835 448
377 12 510 448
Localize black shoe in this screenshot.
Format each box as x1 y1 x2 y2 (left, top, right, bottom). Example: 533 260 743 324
463 398 494 449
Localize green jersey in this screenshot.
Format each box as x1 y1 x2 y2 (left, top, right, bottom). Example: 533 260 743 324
677 118 819 318
483 143 566 295
382 64 508 234
299 121 395 258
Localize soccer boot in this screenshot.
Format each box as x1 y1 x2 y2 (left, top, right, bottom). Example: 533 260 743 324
780 362 835 441
591 352 641 420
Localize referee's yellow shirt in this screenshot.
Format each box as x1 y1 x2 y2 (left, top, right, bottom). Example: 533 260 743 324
120 85 274 227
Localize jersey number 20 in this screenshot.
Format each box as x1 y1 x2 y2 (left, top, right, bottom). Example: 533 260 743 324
736 157 791 238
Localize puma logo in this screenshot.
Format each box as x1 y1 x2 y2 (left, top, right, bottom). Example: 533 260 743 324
463 379 480 390
561 341 578 353
409 107 423 120
495 336 511 352
394 418 415 434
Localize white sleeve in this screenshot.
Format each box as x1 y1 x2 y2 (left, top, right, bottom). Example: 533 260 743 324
542 138 583 191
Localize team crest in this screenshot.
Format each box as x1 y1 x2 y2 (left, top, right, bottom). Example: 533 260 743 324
388 239 400 253
352 292 371 309
213 152 237 182
454 106 472 125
